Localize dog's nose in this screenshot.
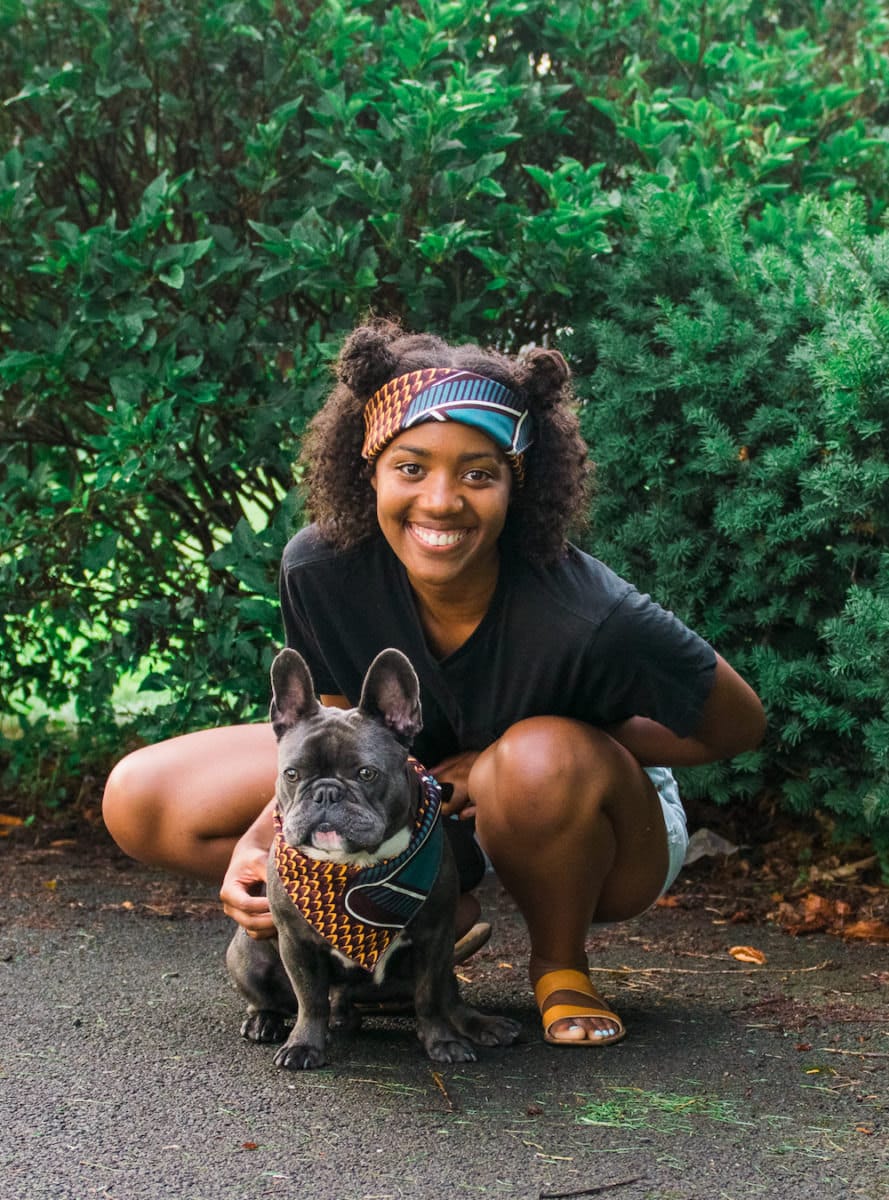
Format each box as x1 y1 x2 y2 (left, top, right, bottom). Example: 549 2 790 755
312 783 342 808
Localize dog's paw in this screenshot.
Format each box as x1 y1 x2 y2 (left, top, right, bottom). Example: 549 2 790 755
417 1018 478 1064
423 1035 479 1064
273 1040 326 1071
453 1008 522 1048
328 990 362 1033
240 1010 292 1044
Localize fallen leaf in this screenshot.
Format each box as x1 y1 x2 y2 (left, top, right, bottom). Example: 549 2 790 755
498 961 514 969
241 1141 259 1151
43 878 58 891
0 813 24 827
809 855 877 883
655 895 681 907
729 910 754 924
729 945 767 965
843 920 889 944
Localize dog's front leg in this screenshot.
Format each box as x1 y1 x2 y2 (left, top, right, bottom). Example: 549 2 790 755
414 954 478 1062
272 928 331 1071
411 896 479 1064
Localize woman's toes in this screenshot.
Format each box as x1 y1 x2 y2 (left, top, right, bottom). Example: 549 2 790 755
550 1019 590 1041
550 1017 618 1042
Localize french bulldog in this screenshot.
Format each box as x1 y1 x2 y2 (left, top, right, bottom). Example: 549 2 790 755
226 646 520 1070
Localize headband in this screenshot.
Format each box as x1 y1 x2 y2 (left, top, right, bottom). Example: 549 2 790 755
361 368 533 478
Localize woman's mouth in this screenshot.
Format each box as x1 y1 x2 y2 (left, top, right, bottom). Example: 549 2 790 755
407 523 470 548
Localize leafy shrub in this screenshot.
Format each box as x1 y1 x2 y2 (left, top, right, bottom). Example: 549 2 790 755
570 189 889 855
1 0 888 858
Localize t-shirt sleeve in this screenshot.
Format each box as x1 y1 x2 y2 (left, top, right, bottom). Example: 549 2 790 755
588 588 717 737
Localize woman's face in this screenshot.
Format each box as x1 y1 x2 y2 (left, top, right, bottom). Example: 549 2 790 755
371 421 512 594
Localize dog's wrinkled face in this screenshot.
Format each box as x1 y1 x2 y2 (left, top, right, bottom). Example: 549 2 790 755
269 648 423 862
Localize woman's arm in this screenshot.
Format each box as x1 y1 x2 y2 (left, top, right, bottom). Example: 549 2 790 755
606 653 766 767
219 694 352 935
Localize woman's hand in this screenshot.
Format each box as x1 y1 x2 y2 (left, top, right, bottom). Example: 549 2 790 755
432 750 481 819
219 800 277 938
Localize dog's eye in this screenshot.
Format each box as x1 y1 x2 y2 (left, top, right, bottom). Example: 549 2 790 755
283 767 299 782
357 766 378 782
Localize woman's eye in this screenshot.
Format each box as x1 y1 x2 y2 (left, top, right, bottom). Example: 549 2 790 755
358 766 378 782
396 462 423 476
283 767 299 782
464 468 492 482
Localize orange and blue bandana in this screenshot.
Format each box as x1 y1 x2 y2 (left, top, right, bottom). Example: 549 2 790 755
273 760 443 974
361 368 533 480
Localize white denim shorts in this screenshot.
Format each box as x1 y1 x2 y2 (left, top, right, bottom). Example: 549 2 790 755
645 765 689 896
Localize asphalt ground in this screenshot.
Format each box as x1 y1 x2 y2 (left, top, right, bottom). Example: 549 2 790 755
1 834 886 1200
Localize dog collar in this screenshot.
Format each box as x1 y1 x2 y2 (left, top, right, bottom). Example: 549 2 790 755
273 758 443 974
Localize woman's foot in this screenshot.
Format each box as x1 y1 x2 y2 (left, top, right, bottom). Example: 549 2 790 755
454 892 491 965
531 961 625 1045
456 891 481 939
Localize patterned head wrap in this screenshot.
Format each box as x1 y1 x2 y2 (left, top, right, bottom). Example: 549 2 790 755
361 368 533 481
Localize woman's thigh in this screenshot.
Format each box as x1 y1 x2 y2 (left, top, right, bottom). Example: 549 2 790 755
103 722 278 874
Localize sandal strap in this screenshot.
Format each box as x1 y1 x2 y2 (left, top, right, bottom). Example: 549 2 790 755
534 968 597 1007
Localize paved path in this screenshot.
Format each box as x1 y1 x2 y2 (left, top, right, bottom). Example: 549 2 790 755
1 839 886 1199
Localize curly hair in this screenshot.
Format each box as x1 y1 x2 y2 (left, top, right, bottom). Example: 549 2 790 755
298 318 593 566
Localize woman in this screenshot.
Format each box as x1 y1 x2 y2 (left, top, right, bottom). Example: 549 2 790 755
103 319 765 1046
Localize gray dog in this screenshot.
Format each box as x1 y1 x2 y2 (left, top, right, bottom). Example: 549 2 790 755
226 646 520 1070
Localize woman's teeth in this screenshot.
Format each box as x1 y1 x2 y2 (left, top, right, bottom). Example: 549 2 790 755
410 526 468 547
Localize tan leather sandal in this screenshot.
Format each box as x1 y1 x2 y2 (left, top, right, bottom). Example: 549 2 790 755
534 968 626 1046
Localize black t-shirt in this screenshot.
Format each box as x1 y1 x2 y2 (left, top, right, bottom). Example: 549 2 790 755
279 526 717 767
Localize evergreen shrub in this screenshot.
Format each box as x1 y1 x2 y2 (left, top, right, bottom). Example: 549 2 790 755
1 0 887 857
570 189 889 857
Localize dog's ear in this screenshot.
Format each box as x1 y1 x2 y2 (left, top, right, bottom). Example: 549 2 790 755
358 649 422 745
269 649 319 738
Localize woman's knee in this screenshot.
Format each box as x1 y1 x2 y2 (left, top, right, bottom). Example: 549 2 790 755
470 718 621 836
102 745 169 861
473 718 616 794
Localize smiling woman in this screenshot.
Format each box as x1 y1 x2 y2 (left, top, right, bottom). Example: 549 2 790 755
370 424 512 652
103 317 765 1049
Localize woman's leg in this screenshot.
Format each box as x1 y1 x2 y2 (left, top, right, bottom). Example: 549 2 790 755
102 723 278 882
469 717 669 1044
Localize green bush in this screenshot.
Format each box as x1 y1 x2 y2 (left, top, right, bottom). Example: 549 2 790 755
1 0 888 859
569 188 889 854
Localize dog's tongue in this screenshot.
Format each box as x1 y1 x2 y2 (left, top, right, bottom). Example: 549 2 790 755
311 827 346 852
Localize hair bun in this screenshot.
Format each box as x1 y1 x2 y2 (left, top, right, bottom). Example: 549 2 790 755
521 347 570 408
337 320 402 398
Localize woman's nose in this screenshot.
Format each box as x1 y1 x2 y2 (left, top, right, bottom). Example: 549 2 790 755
420 471 463 514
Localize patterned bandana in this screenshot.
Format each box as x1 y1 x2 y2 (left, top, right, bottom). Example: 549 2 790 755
361 367 533 480
273 759 443 974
